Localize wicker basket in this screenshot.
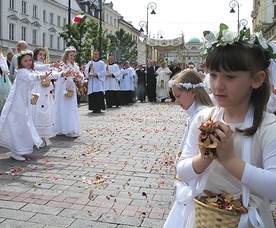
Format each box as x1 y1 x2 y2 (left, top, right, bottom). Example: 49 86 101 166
31 94 39 105
41 79 51 87
65 90 74 97
193 198 241 228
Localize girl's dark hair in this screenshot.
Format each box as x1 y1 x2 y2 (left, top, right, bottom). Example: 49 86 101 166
17 52 34 70
33 47 46 61
205 42 271 136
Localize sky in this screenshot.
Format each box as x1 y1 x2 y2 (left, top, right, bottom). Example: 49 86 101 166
108 0 253 42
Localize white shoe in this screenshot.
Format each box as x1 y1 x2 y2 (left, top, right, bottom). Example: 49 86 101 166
39 140 47 148
65 133 79 138
10 152 26 161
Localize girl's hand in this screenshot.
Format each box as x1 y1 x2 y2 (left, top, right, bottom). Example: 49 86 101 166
63 70 74 77
209 121 235 163
51 61 62 69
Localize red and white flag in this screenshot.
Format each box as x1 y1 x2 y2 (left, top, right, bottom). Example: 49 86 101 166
73 14 84 23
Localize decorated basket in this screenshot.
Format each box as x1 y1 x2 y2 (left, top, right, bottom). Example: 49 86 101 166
31 94 39 105
41 79 51 87
193 197 241 228
65 90 74 97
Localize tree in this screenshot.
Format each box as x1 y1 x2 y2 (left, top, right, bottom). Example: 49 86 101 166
59 16 100 66
107 28 138 64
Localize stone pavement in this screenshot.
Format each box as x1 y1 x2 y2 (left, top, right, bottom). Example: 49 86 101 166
0 102 275 228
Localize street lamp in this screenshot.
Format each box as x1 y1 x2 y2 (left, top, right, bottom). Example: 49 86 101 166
229 0 240 32
157 31 164 39
146 2 157 36
240 19 248 30
139 21 146 33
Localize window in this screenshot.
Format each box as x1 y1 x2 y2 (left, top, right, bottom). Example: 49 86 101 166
43 10 47 22
50 35 54 48
22 1 27 14
106 13 109 23
57 16 61 27
110 16 113 25
50 13 54 24
32 29 37 45
9 24 15 40
274 5 276 18
21 27 27 41
63 18 67 26
33 5 37 18
114 19 117 27
43 33 46 46
9 0 15 10
57 37 60 50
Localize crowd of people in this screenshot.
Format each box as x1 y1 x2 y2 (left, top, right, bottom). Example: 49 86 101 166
0 40 201 162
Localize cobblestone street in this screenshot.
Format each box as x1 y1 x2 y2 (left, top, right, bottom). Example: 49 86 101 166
0 102 275 227
0 102 184 227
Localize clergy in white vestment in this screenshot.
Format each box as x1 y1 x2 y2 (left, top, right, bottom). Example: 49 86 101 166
84 50 106 113
119 61 135 105
105 55 121 108
0 50 49 161
52 47 84 138
155 61 171 102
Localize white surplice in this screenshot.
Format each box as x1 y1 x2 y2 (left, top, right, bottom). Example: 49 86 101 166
156 66 171 100
84 60 106 94
105 63 121 91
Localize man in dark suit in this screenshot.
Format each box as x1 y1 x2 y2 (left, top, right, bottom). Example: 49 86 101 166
169 60 181 102
146 60 158 102
6 52 13 70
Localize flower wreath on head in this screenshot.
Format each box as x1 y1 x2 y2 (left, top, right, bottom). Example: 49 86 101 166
65 46 76 52
17 50 33 58
200 23 276 59
168 80 205 89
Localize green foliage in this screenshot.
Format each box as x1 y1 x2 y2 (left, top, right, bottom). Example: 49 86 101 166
107 28 138 63
59 17 138 66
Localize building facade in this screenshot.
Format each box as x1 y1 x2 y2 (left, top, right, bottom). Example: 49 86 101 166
0 0 82 62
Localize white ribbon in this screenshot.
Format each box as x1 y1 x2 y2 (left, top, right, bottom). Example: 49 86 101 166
237 105 265 228
176 166 210 222
239 207 265 228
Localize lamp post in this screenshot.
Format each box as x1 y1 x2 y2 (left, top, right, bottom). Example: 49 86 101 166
229 0 240 33
157 31 164 39
146 2 157 36
67 0 71 47
240 19 248 30
79 0 102 58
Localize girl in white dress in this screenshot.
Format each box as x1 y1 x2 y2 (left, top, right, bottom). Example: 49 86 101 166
0 50 50 161
164 70 214 228
176 24 276 227
52 46 84 138
32 47 62 147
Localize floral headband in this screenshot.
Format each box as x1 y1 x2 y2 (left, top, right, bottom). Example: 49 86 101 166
168 80 205 89
17 50 33 58
200 23 276 59
65 46 76 52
